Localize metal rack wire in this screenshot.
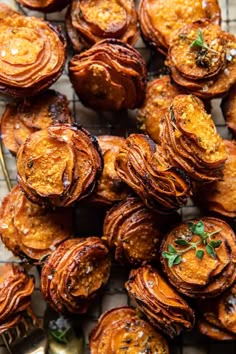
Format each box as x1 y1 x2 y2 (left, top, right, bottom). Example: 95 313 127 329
0 0 235 353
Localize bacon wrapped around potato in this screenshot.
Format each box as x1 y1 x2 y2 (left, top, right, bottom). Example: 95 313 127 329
115 134 191 213
89 306 170 354
89 136 131 206
197 282 236 340
159 95 227 182
221 85 236 137
0 14 66 97
194 140 236 219
160 217 236 298
1 90 72 155
125 265 195 338
0 185 73 262
167 20 236 98
17 124 103 207
138 0 221 54
40 238 111 315
69 39 147 111
66 0 139 52
16 0 70 12
0 264 34 333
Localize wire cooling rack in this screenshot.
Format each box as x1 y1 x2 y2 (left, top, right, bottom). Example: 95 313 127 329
0 0 236 353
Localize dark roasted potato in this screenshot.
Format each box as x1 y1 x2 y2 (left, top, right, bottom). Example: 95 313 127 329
40 238 111 315
221 85 236 137
16 0 70 12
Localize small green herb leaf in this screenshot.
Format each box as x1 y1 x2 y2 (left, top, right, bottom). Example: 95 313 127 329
206 244 216 258
175 239 189 246
162 251 172 259
196 249 204 260
168 254 181 268
188 221 204 236
168 244 177 253
210 240 222 249
173 255 182 265
190 29 209 51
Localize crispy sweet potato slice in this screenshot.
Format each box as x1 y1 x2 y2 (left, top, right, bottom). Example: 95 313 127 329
198 319 236 340
221 85 236 137
0 103 20 155
125 265 195 338
40 238 111 315
160 217 236 298
16 0 70 12
90 306 170 354
138 0 221 53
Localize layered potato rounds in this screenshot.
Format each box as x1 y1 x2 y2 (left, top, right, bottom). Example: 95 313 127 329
125 265 195 338
167 20 236 98
40 238 111 315
198 282 236 340
0 264 34 333
221 85 236 137
69 39 147 110
194 140 236 219
0 14 66 97
0 185 73 262
90 306 170 354
159 95 227 181
138 0 221 53
160 217 236 298
16 0 70 12
115 133 191 213
1 90 72 155
17 124 102 207
66 0 139 52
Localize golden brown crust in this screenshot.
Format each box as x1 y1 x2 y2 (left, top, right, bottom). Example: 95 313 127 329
40 238 111 315
17 124 103 207
0 185 73 261
90 306 170 354
0 3 19 19
125 265 195 338
160 217 236 298
115 133 191 213
138 0 221 53
16 0 70 13
1 90 72 155
69 39 147 110
0 15 66 97
103 197 163 266
221 85 236 137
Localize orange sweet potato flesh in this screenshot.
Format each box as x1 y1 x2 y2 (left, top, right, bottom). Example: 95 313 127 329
16 0 70 13
0 3 19 19
89 306 170 354
221 85 236 137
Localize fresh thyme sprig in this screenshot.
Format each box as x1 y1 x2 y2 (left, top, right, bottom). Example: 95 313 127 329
190 29 218 54
162 220 222 267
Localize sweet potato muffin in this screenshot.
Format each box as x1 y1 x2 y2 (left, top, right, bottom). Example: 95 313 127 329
160 217 236 298
197 282 236 340
17 124 102 207
0 14 66 97
1 90 72 155
0 185 73 262
40 238 111 315
159 95 227 181
0 263 34 333
66 0 139 52
16 0 70 12
125 265 195 338
167 20 236 98
138 0 221 53
103 197 163 266
221 85 236 137
89 136 131 205
115 134 191 213
69 39 147 110
89 306 170 354
194 140 236 219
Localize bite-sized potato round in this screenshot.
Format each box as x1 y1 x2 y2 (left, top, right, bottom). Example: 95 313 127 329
69 39 147 111
160 217 236 298
159 95 227 181
0 90 72 155
17 124 103 207
40 238 111 315
125 265 195 338
102 197 163 266
90 306 170 354
0 14 66 97
197 282 236 340
221 85 236 137
137 75 183 143
194 140 236 219
0 263 34 333
0 185 73 262
115 133 191 213
66 0 139 52
138 0 221 53
89 136 131 206
16 0 70 12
